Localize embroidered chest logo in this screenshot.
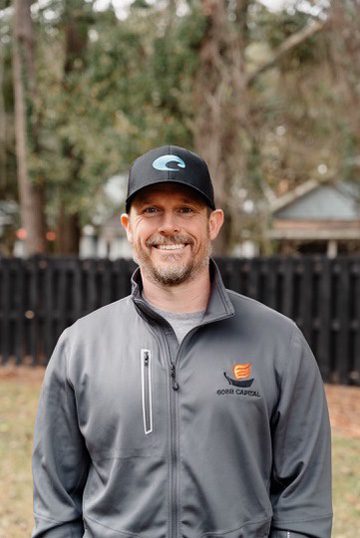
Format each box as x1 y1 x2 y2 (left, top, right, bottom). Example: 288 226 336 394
224 363 254 387
217 363 260 398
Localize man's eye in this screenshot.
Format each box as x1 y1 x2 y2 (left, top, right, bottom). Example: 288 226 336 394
178 207 194 214
143 207 159 214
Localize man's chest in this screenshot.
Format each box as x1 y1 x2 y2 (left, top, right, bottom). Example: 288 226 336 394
72 326 280 460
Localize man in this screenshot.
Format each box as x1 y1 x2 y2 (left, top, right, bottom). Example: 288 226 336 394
32 145 332 537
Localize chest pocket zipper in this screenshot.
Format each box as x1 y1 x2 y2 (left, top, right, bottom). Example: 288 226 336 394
141 349 153 435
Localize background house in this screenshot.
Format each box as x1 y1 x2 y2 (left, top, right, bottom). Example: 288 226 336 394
269 179 360 256
0 202 18 256
79 173 132 259
80 219 131 259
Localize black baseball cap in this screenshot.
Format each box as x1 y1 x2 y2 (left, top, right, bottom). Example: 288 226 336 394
125 145 216 212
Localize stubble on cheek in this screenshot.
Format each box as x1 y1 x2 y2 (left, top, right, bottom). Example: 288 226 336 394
132 236 211 287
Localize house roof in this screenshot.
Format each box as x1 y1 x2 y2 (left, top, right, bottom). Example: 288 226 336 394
272 179 360 221
0 201 18 226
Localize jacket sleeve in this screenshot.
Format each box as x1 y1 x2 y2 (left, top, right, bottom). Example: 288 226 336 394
269 324 332 538
32 329 90 537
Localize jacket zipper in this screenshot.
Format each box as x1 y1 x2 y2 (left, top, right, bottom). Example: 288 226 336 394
157 332 179 538
166 326 218 538
170 363 179 391
141 349 153 434
169 362 178 538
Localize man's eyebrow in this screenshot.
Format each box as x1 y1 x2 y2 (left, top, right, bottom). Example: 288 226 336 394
171 196 204 205
133 197 158 206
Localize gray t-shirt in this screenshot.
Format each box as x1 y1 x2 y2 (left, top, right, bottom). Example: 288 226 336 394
145 300 205 343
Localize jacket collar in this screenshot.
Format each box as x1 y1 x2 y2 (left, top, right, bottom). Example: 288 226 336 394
131 258 235 325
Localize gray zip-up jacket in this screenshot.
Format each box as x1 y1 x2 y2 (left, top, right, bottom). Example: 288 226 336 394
32 261 332 538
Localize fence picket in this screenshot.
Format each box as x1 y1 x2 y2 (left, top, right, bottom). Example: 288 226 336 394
337 259 351 384
352 259 360 384
0 260 11 364
318 257 331 380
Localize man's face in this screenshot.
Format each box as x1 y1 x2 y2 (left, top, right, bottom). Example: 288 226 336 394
121 183 223 287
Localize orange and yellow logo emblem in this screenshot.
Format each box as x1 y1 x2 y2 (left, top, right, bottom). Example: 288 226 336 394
233 363 252 380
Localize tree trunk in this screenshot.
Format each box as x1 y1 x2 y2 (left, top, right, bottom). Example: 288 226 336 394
193 0 250 255
54 1 89 255
12 0 46 255
56 201 81 255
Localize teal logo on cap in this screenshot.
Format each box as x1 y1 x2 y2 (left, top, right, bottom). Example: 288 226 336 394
152 155 186 172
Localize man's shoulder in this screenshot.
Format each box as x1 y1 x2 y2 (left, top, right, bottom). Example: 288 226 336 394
225 288 296 335
68 294 134 335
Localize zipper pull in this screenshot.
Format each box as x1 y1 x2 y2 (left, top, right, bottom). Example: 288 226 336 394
144 351 149 366
170 364 179 391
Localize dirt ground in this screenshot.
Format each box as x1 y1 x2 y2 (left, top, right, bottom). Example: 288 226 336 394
324 384 360 439
0 365 359 439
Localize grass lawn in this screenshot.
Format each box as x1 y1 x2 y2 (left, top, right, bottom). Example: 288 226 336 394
0 369 359 537
0 373 40 538
332 436 360 535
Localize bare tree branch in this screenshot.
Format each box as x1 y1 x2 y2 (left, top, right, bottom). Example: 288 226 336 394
246 18 329 87
0 33 6 189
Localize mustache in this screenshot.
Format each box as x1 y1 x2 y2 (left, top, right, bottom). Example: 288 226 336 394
146 234 194 247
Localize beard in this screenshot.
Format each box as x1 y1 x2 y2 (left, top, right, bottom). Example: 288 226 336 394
133 233 211 287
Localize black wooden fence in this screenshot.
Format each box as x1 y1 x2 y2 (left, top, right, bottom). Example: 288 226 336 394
0 256 359 385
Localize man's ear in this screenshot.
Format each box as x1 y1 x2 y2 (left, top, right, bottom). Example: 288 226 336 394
120 213 133 243
208 209 224 241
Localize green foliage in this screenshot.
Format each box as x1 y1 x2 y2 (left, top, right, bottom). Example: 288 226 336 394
22 0 205 226
1 0 359 252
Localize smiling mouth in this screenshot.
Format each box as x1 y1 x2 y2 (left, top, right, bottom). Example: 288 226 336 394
153 244 187 251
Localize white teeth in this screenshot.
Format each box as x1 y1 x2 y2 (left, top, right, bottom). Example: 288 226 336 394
156 244 186 250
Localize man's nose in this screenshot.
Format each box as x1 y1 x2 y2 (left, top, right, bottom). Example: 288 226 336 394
158 211 180 235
